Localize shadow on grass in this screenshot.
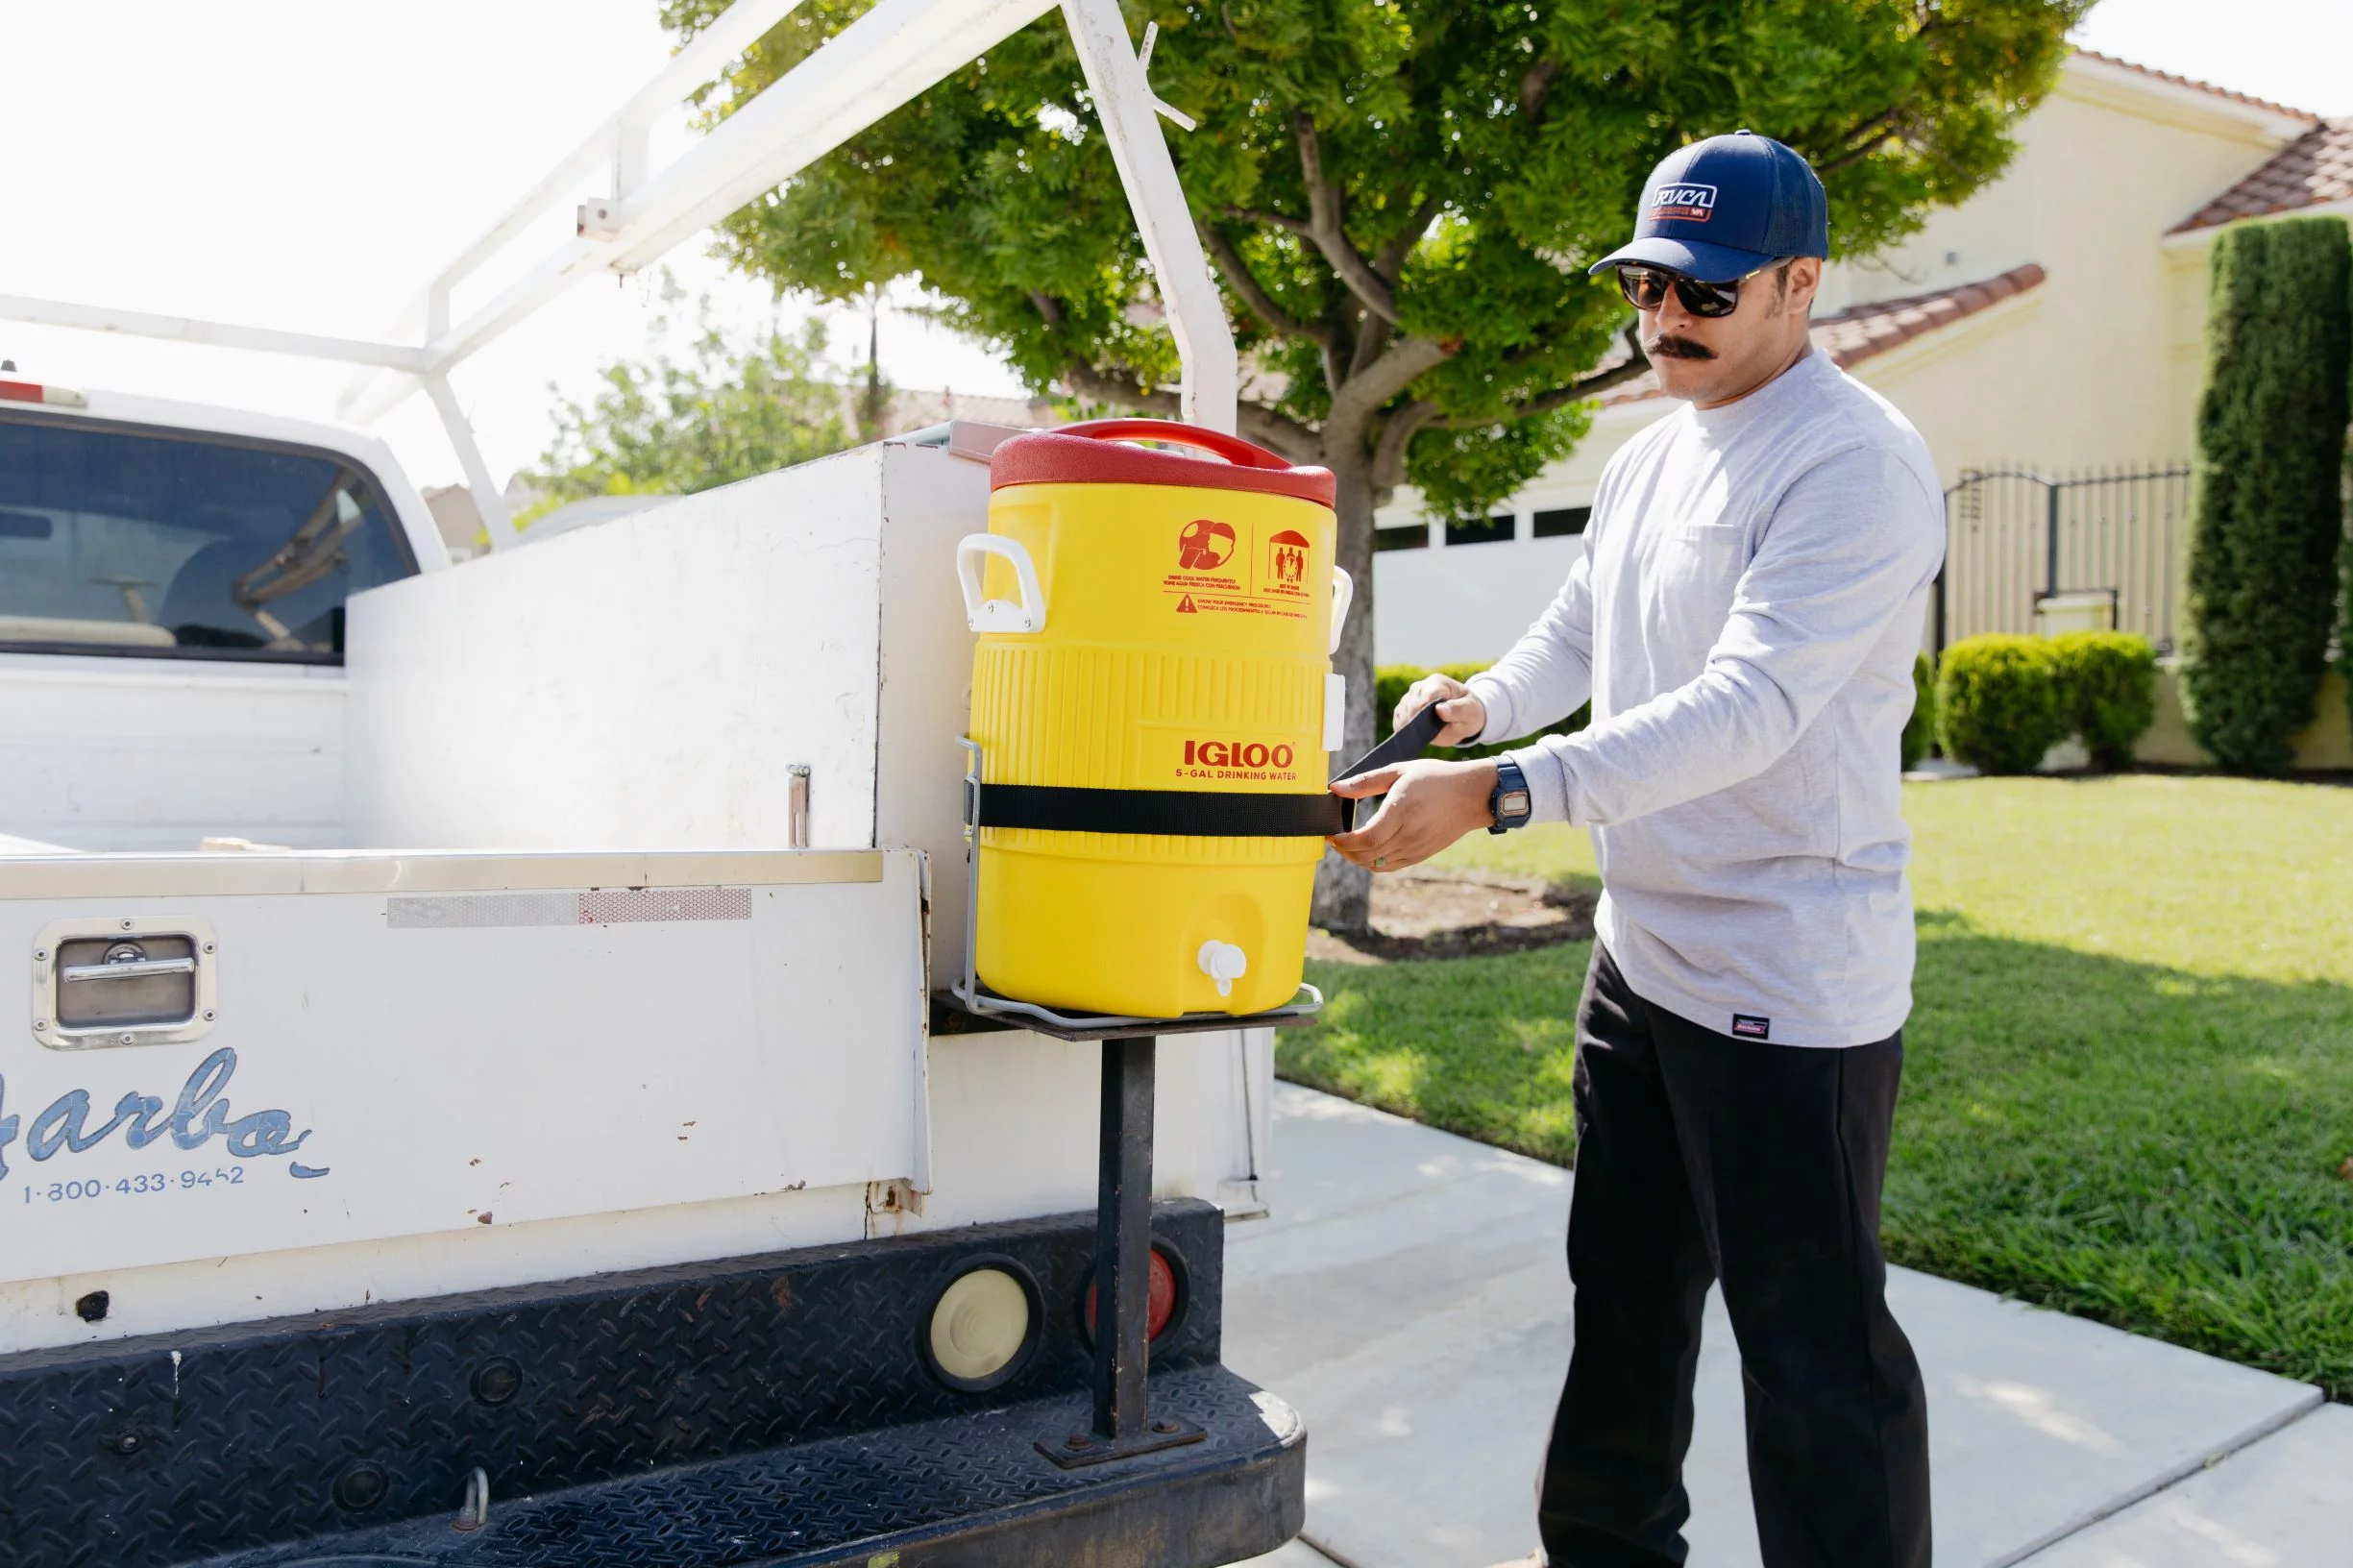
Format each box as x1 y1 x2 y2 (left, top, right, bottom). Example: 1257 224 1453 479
1287 911 2353 1397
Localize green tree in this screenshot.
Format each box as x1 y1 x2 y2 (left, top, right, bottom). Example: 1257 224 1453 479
2184 216 2352 773
526 291 861 511
670 0 2078 923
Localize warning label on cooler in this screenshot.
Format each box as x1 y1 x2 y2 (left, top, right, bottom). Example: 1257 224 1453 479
1263 529 1312 600
1177 519 1236 570
1160 517 1312 621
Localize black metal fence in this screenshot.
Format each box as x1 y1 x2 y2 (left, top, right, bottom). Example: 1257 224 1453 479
1935 463 2194 654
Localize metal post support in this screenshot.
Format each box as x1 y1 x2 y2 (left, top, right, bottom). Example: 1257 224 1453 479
1094 1035 1155 1441
1039 1033 1204 1467
423 373 522 551
1059 0 1239 435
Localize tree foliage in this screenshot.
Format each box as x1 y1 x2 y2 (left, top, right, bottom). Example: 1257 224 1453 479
2183 216 2352 773
666 0 2079 923
674 0 2073 506
525 291 860 511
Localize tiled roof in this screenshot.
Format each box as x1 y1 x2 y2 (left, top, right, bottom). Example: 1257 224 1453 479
879 387 1058 431
2169 121 2353 233
1598 263 2048 406
2071 50 2322 127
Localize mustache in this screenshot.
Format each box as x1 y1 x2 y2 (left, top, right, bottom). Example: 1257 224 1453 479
1646 333 1716 361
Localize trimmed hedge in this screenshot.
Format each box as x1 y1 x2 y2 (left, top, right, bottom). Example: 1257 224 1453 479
1935 632 2159 775
1901 650 1937 771
2183 216 2352 773
1936 635 2067 775
2048 631 2159 771
1373 661 1588 761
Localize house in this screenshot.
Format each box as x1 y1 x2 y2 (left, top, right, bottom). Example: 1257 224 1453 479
1371 51 2339 682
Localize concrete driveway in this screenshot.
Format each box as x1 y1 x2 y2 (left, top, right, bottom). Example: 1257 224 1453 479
1228 1085 2347 1568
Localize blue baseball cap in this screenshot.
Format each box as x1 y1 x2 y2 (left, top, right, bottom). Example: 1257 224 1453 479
1589 131 1829 283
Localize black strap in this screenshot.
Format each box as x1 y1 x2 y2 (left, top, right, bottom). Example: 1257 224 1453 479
977 784 1343 837
1333 701 1448 785
970 701 1454 840
1331 701 1451 830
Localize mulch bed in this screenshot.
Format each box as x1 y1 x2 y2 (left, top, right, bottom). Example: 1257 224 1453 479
1307 868 1598 964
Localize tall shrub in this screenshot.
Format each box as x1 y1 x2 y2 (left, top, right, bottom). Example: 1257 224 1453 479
2048 631 2158 770
1936 635 2066 775
2183 216 2353 772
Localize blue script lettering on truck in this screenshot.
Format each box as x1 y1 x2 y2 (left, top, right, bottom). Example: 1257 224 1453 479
0 1048 326 1182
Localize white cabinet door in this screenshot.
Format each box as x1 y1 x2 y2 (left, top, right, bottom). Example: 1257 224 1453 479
0 847 926 1284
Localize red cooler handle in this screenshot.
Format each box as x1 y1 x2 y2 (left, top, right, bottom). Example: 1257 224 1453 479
1054 419 1292 472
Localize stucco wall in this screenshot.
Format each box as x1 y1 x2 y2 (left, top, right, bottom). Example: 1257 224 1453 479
2135 664 2353 771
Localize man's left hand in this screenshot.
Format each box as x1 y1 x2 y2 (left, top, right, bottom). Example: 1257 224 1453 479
1328 758 1500 872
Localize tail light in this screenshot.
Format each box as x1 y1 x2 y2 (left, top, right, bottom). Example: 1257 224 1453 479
1083 1245 1185 1344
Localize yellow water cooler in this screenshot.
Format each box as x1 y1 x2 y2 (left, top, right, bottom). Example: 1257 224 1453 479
956 420 1349 1018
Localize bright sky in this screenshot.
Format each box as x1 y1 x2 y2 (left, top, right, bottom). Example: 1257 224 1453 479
0 0 2342 494
2069 0 2350 119
0 1 1022 494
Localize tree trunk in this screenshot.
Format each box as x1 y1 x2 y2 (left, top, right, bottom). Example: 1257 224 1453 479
1311 448 1379 933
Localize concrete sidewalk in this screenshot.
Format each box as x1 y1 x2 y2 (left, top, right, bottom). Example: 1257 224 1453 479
1228 1085 2349 1568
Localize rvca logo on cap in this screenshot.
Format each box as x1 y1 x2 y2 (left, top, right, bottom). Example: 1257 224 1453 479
1730 1014 1770 1040
1647 183 1717 223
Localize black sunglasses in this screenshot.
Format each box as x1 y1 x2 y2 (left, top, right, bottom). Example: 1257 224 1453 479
1615 259 1787 319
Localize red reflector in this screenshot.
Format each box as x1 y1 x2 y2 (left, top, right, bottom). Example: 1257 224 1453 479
1084 1248 1178 1342
0 380 41 404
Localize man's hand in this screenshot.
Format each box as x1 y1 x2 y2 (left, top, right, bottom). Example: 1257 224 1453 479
1396 673 1488 747
1329 758 1499 872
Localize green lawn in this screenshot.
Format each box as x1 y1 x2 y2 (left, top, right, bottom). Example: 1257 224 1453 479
1282 775 2353 1395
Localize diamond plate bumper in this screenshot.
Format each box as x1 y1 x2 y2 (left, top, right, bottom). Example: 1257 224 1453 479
204 1364 1304 1568
0 1200 1304 1567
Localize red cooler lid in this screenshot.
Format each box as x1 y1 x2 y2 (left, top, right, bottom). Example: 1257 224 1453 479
989 419 1336 508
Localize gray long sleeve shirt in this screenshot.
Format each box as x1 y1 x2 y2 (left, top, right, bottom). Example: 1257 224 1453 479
1467 350 1945 1047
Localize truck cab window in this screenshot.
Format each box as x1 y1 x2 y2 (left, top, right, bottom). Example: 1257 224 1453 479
0 417 416 662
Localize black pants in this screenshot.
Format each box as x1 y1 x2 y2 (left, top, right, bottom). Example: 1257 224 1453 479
1537 943 1930 1568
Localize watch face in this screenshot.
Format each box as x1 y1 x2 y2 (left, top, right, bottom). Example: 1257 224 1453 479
1500 789 1531 820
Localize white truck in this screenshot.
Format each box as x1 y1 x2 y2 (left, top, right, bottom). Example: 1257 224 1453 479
0 376 1304 1568
0 2 1314 1562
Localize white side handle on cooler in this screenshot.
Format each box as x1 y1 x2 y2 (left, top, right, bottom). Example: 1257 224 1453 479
1322 566 1354 750
956 533 1047 633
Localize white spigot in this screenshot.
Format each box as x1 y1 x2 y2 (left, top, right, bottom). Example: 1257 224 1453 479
1197 940 1249 998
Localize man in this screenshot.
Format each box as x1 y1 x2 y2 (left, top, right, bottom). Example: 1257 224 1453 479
1328 132 1943 1568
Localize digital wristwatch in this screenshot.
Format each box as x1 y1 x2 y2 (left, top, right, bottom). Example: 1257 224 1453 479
1488 757 1532 834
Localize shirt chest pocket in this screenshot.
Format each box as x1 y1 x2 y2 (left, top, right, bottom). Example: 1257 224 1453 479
1654 521 1750 606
